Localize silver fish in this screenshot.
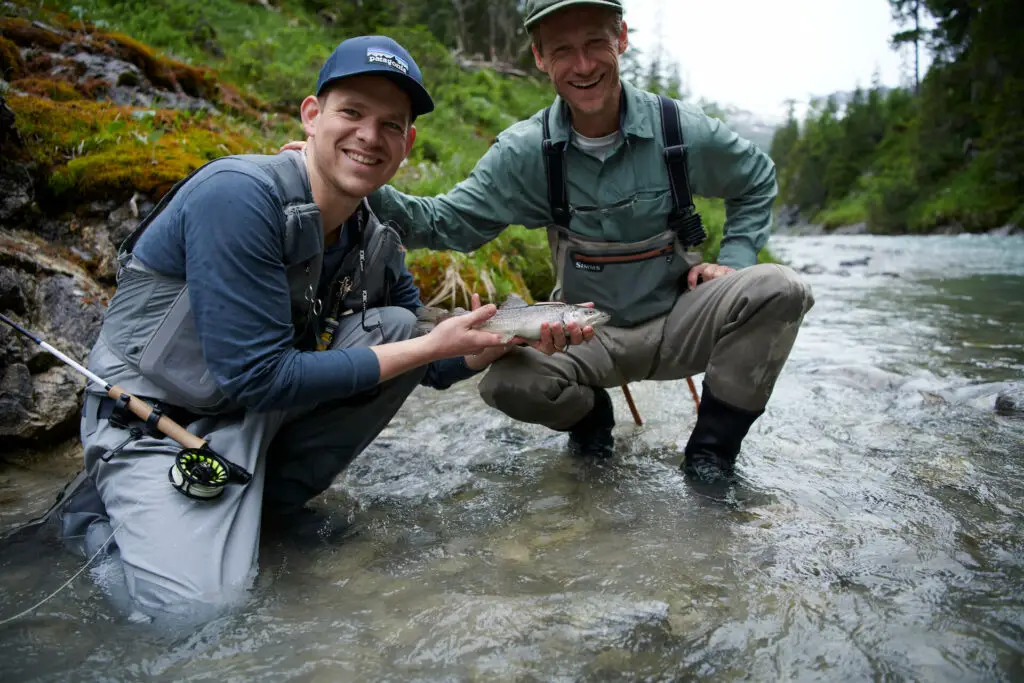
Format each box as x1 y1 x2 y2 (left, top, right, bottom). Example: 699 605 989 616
416 293 611 343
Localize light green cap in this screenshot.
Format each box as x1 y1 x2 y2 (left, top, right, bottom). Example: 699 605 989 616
523 0 624 29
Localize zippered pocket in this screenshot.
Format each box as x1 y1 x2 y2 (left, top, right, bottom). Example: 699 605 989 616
559 230 693 327
571 243 675 272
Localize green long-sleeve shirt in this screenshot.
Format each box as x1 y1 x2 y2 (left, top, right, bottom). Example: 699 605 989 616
369 80 777 270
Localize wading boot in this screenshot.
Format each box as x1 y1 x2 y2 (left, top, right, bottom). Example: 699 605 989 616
567 386 615 458
682 384 763 483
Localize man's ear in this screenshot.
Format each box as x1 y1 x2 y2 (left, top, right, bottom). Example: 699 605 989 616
617 20 629 55
532 43 547 73
405 125 417 158
300 95 321 138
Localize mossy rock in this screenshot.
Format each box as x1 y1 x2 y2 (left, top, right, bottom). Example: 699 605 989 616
0 17 66 51
11 77 82 101
91 31 219 101
6 93 253 202
51 129 248 198
0 35 25 80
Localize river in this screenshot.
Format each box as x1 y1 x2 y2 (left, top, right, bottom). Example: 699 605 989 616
1 233 1022 682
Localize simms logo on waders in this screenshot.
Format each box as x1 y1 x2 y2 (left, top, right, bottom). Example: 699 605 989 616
573 260 603 272
366 48 409 74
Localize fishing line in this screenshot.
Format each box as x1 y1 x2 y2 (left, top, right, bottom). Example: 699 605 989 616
0 521 122 627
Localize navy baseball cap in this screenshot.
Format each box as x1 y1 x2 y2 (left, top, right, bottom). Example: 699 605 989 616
316 36 434 118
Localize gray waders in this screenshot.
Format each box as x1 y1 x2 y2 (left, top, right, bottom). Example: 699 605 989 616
43 150 417 622
60 307 423 622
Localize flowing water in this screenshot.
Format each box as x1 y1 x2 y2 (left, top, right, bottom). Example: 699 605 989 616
1 234 1022 682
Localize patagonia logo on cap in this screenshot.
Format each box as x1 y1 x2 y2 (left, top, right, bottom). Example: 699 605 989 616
366 48 409 74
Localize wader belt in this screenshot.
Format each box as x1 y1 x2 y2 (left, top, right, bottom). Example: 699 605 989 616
541 95 706 247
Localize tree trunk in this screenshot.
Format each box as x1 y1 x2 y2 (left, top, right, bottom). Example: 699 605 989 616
913 0 921 95
451 0 467 53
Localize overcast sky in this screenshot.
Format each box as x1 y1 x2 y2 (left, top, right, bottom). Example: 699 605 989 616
623 0 927 120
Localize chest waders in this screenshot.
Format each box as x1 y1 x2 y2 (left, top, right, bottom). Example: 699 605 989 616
0 313 249 500
542 95 706 328
82 151 401 501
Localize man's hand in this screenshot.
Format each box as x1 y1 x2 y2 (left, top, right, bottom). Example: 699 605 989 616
279 141 307 153
424 301 505 359
687 263 735 290
463 293 514 370
515 301 597 356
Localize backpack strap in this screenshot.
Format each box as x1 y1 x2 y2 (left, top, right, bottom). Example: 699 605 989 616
541 106 571 228
658 95 706 248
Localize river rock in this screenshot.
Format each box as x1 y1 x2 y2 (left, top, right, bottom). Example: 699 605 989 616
832 222 868 235
988 224 1022 237
995 384 1024 416
0 231 109 446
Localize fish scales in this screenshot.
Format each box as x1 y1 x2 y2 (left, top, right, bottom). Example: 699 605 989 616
416 294 611 343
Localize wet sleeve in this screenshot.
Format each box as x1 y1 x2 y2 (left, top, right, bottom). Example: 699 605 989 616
421 356 481 390
368 138 548 252
686 106 778 269
180 170 379 412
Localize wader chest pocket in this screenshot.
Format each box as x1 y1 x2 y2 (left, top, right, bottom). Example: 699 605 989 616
137 288 227 410
562 234 690 327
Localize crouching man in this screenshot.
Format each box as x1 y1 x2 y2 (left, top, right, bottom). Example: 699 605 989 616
59 35 514 624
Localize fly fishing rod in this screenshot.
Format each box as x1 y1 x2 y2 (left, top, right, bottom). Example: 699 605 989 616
0 312 251 500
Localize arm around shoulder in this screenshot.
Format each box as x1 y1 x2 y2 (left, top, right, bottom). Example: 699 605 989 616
369 128 551 252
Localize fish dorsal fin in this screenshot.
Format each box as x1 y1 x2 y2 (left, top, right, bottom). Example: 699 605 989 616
501 293 530 309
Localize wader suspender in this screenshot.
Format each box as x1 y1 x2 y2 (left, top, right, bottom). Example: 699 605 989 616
117 162 214 263
540 95 707 247
541 107 571 229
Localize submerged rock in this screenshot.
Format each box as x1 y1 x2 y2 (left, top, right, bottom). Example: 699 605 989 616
995 384 1024 416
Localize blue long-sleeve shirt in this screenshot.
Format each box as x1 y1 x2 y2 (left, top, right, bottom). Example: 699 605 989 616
132 160 478 412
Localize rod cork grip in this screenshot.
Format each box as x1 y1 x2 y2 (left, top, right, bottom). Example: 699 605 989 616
106 385 206 450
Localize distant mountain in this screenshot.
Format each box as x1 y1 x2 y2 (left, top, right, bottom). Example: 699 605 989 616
718 105 781 153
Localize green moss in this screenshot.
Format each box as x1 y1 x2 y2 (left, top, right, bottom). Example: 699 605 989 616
57 129 249 197
0 17 66 50
11 77 82 101
0 35 24 80
6 93 269 201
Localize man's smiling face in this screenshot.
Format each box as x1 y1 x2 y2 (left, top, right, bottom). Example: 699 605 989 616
532 5 628 121
302 75 415 201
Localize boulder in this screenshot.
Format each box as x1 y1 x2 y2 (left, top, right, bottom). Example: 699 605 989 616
995 384 1024 416
0 231 109 446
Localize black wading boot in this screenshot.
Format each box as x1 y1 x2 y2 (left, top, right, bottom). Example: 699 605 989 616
682 384 763 483
567 386 615 458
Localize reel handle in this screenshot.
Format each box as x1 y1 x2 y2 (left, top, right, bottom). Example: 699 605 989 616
106 384 206 451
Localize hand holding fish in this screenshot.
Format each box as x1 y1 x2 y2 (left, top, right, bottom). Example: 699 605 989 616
417 293 610 359
422 302 508 359
463 294 515 370
529 314 594 355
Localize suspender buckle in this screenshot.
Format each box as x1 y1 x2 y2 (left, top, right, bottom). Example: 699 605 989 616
663 144 686 163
